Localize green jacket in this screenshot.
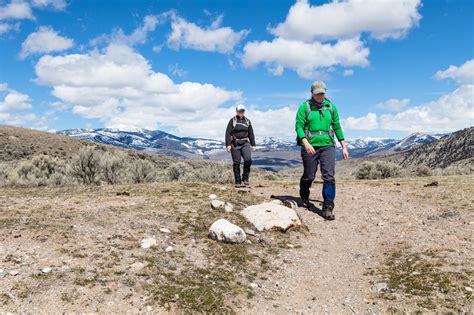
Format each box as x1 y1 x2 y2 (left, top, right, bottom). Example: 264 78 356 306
295 98 345 147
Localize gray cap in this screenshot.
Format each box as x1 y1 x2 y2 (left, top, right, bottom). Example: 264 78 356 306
311 80 327 95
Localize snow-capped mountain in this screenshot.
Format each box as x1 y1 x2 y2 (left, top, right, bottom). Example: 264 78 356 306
58 128 440 159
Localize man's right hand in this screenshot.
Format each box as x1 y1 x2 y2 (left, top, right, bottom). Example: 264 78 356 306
302 139 316 155
226 145 232 152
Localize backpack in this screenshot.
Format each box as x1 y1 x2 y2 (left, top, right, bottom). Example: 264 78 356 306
232 116 251 144
297 98 335 146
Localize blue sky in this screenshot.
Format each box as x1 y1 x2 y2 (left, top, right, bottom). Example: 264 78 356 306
0 0 473 140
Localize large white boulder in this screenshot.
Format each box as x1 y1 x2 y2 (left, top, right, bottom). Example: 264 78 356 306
241 202 302 232
208 219 246 243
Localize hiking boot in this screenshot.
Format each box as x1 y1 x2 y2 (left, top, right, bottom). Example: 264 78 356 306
322 201 335 220
243 180 250 186
301 198 310 208
235 182 243 188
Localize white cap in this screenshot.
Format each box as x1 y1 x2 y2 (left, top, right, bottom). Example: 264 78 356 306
311 80 327 95
236 104 246 112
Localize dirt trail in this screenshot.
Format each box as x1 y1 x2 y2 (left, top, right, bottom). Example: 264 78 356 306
247 177 473 314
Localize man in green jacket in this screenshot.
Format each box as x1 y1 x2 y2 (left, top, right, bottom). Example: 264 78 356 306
295 81 349 220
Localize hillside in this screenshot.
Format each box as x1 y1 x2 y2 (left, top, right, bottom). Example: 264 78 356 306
401 127 473 169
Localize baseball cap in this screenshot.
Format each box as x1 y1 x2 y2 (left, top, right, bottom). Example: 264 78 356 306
311 81 327 95
236 104 246 112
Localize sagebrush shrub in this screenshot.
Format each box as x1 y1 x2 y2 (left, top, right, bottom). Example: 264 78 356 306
355 161 401 179
68 147 101 185
167 162 193 181
128 159 156 183
414 165 433 177
101 153 125 184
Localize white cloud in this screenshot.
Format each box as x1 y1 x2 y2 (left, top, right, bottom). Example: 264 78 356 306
435 59 474 85
0 1 34 20
91 15 162 47
343 69 354 76
379 85 474 133
20 26 73 58
343 112 378 130
0 21 19 33
34 44 244 136
242 37 369 79
31 0 67 11
240 0 421 79
0 83 32 111
168 63 187 78
270 0 422 41
375 98 410 111
167 14 249 53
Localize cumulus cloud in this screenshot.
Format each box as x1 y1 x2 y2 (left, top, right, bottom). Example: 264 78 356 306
20 26 73 58
270 0 422 41
34 44 245 136
435 59 474 85
342 69 354 76
242 37 369 79
343 112 378 130
0 83 32 112
0 1 34 20
91 15 162 47
31 0 67 11
379 85 474 133
167 14 249 53
241 0 421 79
0 21 19 33
375 98 410 111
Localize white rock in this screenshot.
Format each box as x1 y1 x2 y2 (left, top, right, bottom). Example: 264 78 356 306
465 287 473 292
159 228 171 234
165 246 174 252
130 262 146 271
224 202 234 213
244 228 256 236
241 202 302 232
41 267 52 274
140 237 157 249
9 270 19 276
211 199 225 210
208 219 246 243
250 283 259 289
209 194 217 200
371 282 388 293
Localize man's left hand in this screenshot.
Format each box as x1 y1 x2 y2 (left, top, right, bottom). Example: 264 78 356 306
251 146 257 152
342 147 350 160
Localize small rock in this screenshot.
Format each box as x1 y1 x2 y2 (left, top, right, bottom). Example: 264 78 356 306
140 237 157 249
209 194 217 200
130 262 146 271
9 270 19 276
41 267 52 274
165 246 174 252
219 187 227 191
211 199 225 210
0 270 6 278
159 228 171 234
424 181 439 187
371 282 388 293
209 219 246 243
250 283 259 289
244 228 256 236
224 202 234 213
465 287 473 292
287 244 294 248
146 306 153 312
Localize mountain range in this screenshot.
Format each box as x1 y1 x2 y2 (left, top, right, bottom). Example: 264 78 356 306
58 128 443 160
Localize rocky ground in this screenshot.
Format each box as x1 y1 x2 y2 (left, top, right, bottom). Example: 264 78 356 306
0 175 472 313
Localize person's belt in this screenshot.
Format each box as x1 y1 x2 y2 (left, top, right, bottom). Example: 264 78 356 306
305 130 330 136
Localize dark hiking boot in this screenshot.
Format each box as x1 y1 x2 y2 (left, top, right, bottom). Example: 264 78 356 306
235 183 243 188
322 201 335 220
301 198 310 208
243 180 250 186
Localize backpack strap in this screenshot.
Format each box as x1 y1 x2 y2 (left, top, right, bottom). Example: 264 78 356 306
305 100 311 120
232 116 237 129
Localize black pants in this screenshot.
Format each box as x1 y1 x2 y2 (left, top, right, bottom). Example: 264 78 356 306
231 142 252 183
300 145 336 204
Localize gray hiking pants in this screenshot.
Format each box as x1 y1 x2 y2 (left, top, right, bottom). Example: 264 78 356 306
300 145 336 201
231 142 252 183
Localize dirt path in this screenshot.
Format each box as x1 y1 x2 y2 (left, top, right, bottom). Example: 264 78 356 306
247 177 473 314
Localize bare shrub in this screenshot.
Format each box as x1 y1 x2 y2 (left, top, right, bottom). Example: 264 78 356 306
355 161 401 179
128 159 155 183
178 162 233 184
68 147 101 185
167 162 193 181
414 165 433 177
101 153 125 184
32 155 65 179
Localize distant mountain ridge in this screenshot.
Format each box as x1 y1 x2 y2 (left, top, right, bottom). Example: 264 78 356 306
58 128 443 160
